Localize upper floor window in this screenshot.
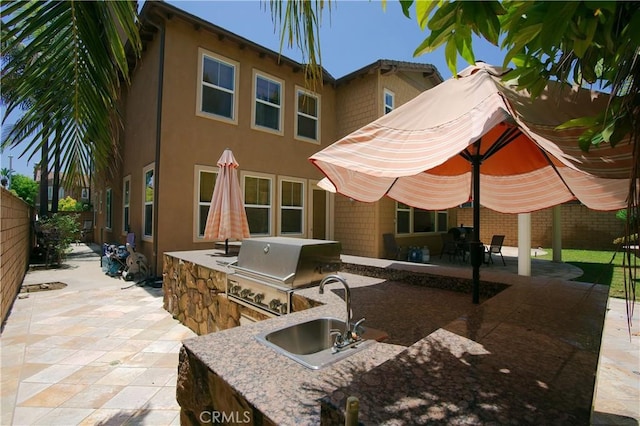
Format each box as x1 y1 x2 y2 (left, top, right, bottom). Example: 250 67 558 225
244 174 272 236
295 87 320 143
195 166 218 238
384 89 394 114
396 202 448 234
47 186 64 200
253 70 283 133
143 164 155 239
122 176 130 234
280 178 304 235
105 188 113 230
198 49 237 123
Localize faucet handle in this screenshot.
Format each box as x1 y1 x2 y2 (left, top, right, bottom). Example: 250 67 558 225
329 329 344 347
351 318 366 339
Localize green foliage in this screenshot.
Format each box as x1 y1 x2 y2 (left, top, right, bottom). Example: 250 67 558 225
9 173 38 205
1 167 14 180
615 208 638 225
537 249 634 299
58 196 83 212
406 0 639 153
38 213 79 263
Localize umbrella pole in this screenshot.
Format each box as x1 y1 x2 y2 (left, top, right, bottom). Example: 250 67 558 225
471 149 482 304
225 239 229 255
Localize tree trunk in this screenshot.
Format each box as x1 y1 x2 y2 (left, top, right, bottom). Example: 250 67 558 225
51 131 61 213
39 130 50 218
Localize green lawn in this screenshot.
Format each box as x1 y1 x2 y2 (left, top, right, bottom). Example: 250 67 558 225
537 249 638 298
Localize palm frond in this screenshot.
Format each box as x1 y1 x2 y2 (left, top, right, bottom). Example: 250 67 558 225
1 0 141 186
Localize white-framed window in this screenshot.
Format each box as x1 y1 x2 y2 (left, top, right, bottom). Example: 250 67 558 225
47 186 65 200
143 164 155 240
396 202 448 234
295 86 320 143
243 173 273 236
105 188 113 230
122 176 130 234
195 165 218 239
279 177 305 235
384 89 395 114
197 48 238 123
252 70 283 134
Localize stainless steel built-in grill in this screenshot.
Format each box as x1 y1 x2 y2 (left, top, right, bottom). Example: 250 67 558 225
227 237 342 317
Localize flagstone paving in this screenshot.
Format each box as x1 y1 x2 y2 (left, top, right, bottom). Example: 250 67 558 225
1 244 638 425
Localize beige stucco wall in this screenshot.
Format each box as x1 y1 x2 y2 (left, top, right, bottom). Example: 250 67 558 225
106 16 339 273
332 70 445 258
1 188 32 328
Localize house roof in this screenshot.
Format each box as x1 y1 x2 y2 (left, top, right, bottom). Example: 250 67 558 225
137 2 443 87
138 1 335 83
335 59 444 86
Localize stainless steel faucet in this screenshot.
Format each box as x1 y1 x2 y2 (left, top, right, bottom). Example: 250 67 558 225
319 274 365 350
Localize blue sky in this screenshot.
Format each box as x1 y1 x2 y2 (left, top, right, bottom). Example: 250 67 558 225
2 0 506 177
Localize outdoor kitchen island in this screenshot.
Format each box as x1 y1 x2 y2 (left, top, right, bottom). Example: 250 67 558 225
169 250 609 425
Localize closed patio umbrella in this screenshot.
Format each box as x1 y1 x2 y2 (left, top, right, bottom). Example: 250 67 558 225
311 63 635 303
204 149 250 254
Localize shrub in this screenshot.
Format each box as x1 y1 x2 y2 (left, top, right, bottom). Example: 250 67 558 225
38 213 79 264
59 196 83 211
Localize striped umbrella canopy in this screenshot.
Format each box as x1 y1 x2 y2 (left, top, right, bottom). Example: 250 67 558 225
204 149 250 253
310 63 635 303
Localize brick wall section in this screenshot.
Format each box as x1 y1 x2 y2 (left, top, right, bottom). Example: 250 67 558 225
1 188 32 328
456 204 623 250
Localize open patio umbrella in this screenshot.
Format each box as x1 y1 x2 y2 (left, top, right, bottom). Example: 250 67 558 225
311 63 634 303
204 149 250 254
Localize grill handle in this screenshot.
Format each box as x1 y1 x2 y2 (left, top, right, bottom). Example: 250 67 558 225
229 263 296 284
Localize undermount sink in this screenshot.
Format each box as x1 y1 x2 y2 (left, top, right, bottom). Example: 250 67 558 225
255 317 378 370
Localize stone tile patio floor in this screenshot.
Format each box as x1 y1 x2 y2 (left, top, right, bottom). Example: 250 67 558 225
1 244 638 425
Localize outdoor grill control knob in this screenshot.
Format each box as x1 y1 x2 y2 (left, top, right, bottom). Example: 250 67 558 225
269 299 281 310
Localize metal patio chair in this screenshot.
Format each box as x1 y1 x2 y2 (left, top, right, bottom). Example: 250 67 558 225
485 235 506 265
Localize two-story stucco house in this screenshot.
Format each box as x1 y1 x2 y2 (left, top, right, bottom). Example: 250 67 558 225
90 1 446 275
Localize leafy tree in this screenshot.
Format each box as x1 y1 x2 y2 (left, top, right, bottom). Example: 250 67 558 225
1 1 142 202
9 173 38 205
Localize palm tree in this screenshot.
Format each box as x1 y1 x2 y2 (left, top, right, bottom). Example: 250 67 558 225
0 166 13 188
1 1 141 212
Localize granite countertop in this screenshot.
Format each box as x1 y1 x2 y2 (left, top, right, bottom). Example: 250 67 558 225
180 261 609 425
181 272 407 425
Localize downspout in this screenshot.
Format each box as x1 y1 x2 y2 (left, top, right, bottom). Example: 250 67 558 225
147 12 165 277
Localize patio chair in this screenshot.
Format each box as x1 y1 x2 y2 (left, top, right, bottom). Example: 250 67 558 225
80 220 93 244
383 233 403 260
440 231 463 262
485 235 506 265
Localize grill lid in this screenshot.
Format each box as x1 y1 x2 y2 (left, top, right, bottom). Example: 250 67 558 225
233 237 341 287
